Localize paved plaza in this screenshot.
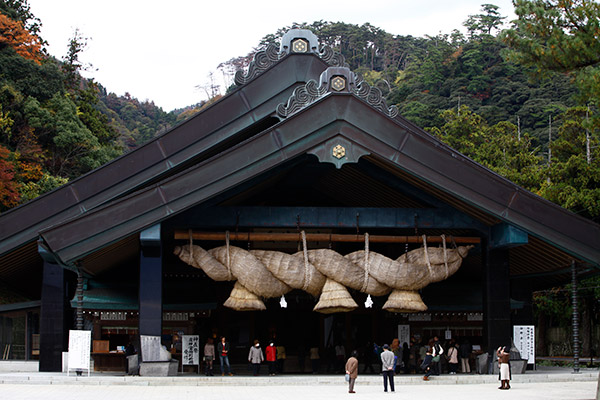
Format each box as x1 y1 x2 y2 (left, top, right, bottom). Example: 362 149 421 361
0 368 598 400
0 380 597 400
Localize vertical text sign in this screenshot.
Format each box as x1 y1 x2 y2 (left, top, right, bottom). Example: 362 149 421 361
513 325 535 364
182 335 200 365
67 330 91 370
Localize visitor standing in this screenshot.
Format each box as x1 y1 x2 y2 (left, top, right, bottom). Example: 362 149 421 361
447 340 459 374
276 344 286 373
335 343 346 373
248 339 264 376
497 346 511 390
266 342 277 375
217 336 233 376
310 345 320 374
459 339 472 373
345 350 359 393
380 344 395 393
203 337 215 376
402 342 410 374
431 336 443 375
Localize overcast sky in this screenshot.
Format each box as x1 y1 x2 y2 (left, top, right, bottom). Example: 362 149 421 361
28 0 516 112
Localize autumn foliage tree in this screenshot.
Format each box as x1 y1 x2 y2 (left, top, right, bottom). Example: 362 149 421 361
0 144 19 208
0 10 41 64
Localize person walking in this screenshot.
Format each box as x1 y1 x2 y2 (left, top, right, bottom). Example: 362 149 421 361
421 345 434 381
345 350 359 393
266 342 277 375
497 346 511 390
380 344 395 393
203 337 215 376
248 339 264 376
217 336 233 376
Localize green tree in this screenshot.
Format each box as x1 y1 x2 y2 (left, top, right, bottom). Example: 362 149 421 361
464 3 507 38
501 0 600 103
429 105 543 191
539 106 600 221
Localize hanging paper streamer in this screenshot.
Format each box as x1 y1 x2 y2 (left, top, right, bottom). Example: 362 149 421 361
364 294 373 308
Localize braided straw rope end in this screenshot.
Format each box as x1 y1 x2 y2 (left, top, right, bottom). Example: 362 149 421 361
382 289 428 313
223 282 266 311
313 278 358 314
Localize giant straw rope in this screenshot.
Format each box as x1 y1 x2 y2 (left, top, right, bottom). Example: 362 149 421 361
173 232 472 313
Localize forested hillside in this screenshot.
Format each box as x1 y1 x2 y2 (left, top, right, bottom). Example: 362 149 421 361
1 0 598 222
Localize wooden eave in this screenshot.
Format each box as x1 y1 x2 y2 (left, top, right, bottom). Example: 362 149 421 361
36 94 600 268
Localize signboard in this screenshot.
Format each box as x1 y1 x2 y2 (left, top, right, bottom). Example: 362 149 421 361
182 335 200 365
67 330 91 376
140 335 169 362
445 329 452 340
397 325 410 346
513 325 535 364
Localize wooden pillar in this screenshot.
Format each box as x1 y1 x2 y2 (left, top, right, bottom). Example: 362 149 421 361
483 245 511 355
39 261 67 371
139 224 162 337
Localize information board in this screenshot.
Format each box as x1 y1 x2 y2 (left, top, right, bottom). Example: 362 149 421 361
67 330 91 376
140 335 169 362
182 335 200 365
513 325 535 364
397 325 410 347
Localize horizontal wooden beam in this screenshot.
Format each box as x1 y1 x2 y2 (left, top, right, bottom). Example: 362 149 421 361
174 230 481 244
168 206 489 233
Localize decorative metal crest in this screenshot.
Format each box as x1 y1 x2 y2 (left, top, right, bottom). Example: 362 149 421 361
352 75 398 118
234 44 282 86
234 29 349 87
276 67 398 119
276 80 328 118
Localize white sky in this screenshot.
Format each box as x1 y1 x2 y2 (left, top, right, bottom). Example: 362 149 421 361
27 0 516 112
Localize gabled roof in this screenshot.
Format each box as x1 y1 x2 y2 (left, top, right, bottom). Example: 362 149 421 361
1 39 598 297
0 53 330 257
34 90 599 268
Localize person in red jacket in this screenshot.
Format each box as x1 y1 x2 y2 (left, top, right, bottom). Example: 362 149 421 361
266 342 277 375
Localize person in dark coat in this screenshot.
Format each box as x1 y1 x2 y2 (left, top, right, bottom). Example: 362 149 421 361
217 336 233 376
421 345 434 381
459 339 472 373
345 350 359 393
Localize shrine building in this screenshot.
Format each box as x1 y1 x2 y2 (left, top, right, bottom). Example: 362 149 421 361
0 29 598 373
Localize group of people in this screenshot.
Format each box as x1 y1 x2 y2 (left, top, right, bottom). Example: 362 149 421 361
345 343 397 393
201 336 234 376
360 336 475 377
201 336 285 376
344 338 512 394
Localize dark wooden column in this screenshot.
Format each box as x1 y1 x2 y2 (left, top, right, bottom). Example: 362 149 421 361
39 260 67 371
482 223 529 355
139 224 162 336
483 245 512 355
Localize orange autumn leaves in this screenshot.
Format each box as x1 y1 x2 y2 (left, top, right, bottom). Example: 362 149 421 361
0 11 42 64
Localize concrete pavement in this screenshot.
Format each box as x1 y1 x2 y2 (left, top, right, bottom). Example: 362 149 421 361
0 367 597 400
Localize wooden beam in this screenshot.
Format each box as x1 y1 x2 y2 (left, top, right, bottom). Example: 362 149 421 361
174 230 481 244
